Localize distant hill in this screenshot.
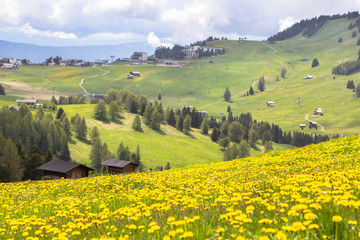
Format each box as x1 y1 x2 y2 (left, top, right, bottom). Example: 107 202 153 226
268 11 359 41
0 40 154 63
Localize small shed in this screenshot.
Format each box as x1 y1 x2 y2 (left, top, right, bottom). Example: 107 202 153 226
91 94 106 99
304 75 314 79
314 108 323 116
299 124 306 130
266 101 275 107
126 75 134 79
102 159 138 174
130 71 140 77
37 160 93 180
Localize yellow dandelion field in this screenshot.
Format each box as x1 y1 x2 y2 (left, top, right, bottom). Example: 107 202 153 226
1 136 360 239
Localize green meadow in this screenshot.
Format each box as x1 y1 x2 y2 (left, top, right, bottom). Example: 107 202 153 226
0 16 359 167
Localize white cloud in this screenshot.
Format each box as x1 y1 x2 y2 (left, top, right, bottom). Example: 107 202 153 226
147 32 173 49
278 16 298 31
20 23 77 39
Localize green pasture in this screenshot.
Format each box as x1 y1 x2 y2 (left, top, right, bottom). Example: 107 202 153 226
0 16 359 138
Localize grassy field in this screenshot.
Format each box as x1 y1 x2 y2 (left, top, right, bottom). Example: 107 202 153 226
1 135 360 239
1 17 359 136
60 104 292 168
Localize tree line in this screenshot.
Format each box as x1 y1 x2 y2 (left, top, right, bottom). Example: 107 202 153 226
332 50 360 75
0 105 76 182
51 96 86 105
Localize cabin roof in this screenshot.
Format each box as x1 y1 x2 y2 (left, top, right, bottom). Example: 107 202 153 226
102 159 138 168
37 160 93 173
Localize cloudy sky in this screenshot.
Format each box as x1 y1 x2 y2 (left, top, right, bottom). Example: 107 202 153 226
0 0 360 48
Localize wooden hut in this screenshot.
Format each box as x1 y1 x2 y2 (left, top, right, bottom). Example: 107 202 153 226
266 101 275 107
102 159 138 174
37 160 93 180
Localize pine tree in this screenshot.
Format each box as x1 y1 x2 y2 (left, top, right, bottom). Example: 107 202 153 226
175 116 183 132
352 31 357 38
150 108 162 130
56 107 64 119
311 58 319 68
218 137 230 150
338 37 343 43
200 115 209 135
62 117 72 139
249 86 254 95
143 104 153 125
0 84 6 95
164 161 171 170
59 132 71 161
94 100 107 120
357 37 360 46
183 114 192 134
105 89 118 104
158 94 162 100
109 101 120 121
224 87 231 102
165 108 176 127
90 138 102 172
258 76 265 92
138 95 148 116
248 124 258 147
132 115 142 131
35 107 44 120
211 127 220 142
90 126 100 144
262 130 272 144
0 139 23 181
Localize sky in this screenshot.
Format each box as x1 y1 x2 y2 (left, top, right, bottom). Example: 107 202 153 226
0 0 360 49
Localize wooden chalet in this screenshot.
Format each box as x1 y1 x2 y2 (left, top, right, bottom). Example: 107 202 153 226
37 160 93 180
102 159 138 174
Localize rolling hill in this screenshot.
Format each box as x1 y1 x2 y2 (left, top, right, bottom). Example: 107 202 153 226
1 14 360 167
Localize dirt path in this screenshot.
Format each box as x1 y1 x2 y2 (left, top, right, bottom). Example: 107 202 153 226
263 42 290 61
78 64 110 94
305 113 326 132
198 80 259 110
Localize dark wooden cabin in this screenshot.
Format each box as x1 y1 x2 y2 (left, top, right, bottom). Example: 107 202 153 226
102 159 138 174
37 160 93 180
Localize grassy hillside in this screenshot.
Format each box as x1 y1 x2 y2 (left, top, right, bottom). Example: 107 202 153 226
0 16 359 146
60 104 292 168
1 135 360 239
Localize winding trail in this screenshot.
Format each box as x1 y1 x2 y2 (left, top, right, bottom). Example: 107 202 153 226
305 113 326 132
263 42 290 61
78 64 110 94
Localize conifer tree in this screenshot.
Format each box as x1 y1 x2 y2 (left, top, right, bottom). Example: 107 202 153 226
356 83 360 97
224 87 231 102
90 126 100 144
264 141 273 152
150 108 162 130
311 58 319 68
90 138 102 172
211 127 220 142
164 161 171 170
352 31 357 38
0 84 5 95
94 100 107 120
35 107 44 120
281 67 287 78
0 139 23 181
183 114 192 134
59 132 71 161
249 86 254 95
62 117 72 139
175 116 183 132
258 76 265 92
338 37 343 43
165 108 176 127
109 101 120 121
143 104 153 125
223 143 239 161
56 107 64 119
200 115 209 135
132 115 142 131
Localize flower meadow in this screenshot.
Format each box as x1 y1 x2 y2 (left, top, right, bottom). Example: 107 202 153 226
2 136 360 240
